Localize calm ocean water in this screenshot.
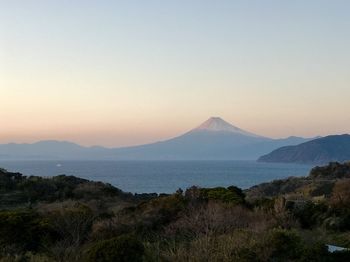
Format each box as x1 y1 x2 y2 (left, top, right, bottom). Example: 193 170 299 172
0 160 312 193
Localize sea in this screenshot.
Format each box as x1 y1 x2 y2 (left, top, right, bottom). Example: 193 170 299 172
0 160 313 194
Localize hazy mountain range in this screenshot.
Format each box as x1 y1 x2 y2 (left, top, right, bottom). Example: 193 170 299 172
258 134 350 164
0 117 316 160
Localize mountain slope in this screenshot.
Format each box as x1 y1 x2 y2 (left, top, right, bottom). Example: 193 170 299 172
192 117 263 137
258 134 350 164
110 117 313 160
0 117 314 160
0 140 108 160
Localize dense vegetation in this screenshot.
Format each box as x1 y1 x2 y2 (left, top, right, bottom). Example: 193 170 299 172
1 163 350 261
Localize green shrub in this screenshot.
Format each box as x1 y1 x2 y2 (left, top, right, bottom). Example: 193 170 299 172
235 247 259 261
85 235 144 262
0 169 24 192
48 203 94 245
293 201 328 229
0 210 49 254
200 186 245 204
134 194 186 232
267 229 303 261
299 242 329 262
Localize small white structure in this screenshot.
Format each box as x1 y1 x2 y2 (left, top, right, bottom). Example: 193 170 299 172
327 244 348 253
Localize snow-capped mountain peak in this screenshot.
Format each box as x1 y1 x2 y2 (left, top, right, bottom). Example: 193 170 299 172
192 117 260 137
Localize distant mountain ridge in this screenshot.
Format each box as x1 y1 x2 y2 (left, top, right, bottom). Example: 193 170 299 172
0 140 107 160
258 134 350 164
0 117 315 160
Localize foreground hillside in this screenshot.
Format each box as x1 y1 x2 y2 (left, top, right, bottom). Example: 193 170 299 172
1 164 350 261
258 134 350 164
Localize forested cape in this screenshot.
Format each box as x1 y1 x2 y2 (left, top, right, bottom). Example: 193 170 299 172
1 163 350 261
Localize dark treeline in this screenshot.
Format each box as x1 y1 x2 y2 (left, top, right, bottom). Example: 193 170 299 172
1 163 350 261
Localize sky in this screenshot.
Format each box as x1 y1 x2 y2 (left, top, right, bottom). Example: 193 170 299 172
1 0 350 147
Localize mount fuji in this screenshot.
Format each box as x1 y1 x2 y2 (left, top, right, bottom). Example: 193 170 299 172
192 117 262 137
109 117 314 160
0 117 315 160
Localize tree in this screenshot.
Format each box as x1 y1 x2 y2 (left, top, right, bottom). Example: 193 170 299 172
266 229 303 261
85 235 144 262
331 179 350 208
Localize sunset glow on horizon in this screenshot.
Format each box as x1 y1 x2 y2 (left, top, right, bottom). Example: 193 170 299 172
1 1 350 147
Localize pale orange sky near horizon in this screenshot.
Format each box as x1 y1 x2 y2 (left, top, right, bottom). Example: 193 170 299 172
1 1 350 147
